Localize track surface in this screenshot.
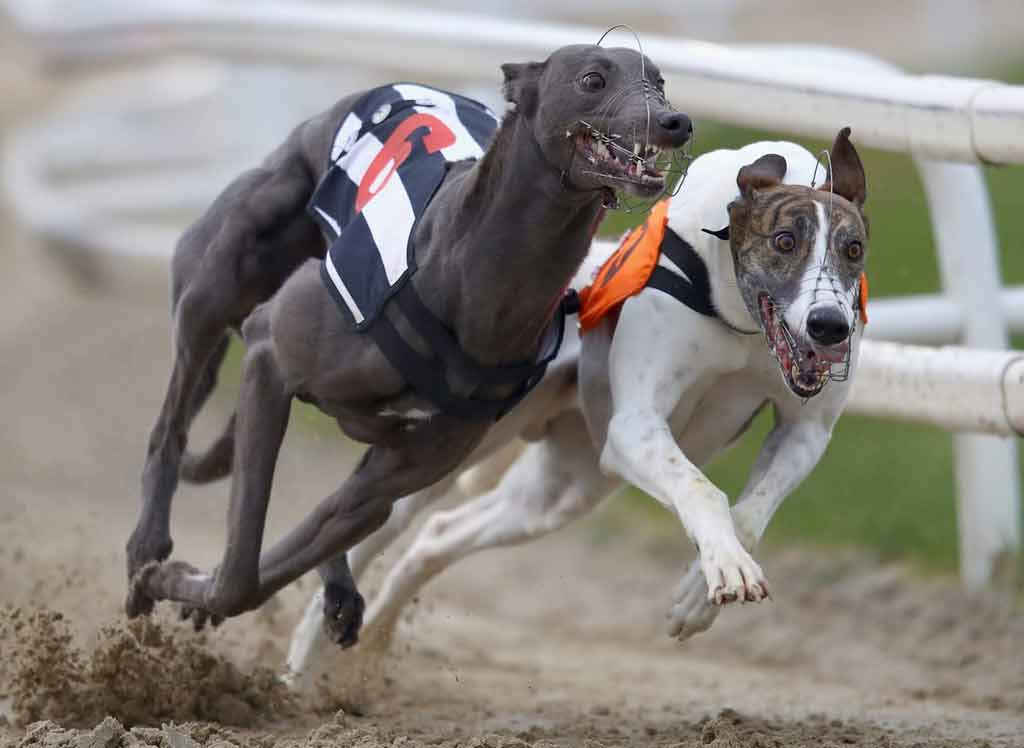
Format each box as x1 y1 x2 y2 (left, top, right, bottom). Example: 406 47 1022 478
2 38 1023 748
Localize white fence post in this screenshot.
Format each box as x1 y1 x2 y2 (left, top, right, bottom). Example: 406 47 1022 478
916 160 1021 587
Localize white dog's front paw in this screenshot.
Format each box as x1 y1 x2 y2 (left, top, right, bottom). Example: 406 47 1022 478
699 536 769 605
666 559 719 641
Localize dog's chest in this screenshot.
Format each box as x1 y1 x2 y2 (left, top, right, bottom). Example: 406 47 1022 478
664 341 798 451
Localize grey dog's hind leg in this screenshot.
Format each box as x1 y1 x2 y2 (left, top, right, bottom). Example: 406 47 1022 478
137 318 294 616
126 271 239 616
186 333 231 424
126 156 318 617
179 335 233 483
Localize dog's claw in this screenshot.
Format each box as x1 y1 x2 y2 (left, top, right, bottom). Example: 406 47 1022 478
125 560 162 618
177 567 226 632
668 542 770 642
181 606 224 632
699 536 768 608
322 582 365 649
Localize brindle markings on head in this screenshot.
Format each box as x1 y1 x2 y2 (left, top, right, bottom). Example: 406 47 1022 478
726 129 869 395
728 132 868 338
765 190 867 337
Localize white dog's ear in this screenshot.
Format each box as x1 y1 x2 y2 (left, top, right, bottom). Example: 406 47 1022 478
819 127 867 208
501 61 544 117
736 153 787 198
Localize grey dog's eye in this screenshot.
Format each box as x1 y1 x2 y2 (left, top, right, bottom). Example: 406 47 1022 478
773 231 796 253
847 241 864 260
581 72 606 91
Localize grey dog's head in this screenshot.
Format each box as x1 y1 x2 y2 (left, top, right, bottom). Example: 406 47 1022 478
501 44 692 200
727 128 869 398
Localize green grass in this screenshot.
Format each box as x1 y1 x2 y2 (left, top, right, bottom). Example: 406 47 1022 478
221 63 1024 575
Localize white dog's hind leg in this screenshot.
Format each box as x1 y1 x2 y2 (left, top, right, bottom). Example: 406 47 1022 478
456 438 526 497
283 477 454 688
360 411 610 648
667 418 832 640
351 477 457 580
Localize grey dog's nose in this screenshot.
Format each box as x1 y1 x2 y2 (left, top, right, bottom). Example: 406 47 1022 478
656 111 692 147
807 307 850 346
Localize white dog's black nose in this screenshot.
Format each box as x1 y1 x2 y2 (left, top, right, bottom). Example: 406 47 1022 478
656 111 693 147
807 307 850 345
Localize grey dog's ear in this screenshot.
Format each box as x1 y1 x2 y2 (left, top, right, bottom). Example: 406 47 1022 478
501 61 544 117
818 126 867 208
736 153 788 198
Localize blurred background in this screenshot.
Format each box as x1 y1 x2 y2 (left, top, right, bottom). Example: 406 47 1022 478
2 0 1023 580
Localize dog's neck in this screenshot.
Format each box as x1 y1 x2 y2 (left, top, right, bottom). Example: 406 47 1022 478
424 111 605 366
692 232 759 334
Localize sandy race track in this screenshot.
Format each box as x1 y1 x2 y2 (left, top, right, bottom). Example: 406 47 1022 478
2 37 1024 748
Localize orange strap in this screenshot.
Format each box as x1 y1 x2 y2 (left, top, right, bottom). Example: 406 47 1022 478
580 201 868 328
578 199 670 331
859 272 869 324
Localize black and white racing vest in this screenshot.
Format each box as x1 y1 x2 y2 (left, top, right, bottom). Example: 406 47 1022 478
307 84 570 421
310 83 498 329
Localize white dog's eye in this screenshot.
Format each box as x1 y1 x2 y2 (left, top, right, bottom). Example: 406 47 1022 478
581 72 606 91
846 241 864 260
773 231 796 253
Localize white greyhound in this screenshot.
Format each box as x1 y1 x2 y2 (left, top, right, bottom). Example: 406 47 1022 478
285 128 870 687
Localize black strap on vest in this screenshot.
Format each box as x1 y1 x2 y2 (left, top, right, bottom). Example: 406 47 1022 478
368 284 574 421
644 228 718 318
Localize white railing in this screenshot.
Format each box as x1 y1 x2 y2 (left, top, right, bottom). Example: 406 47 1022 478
3 0 1021 586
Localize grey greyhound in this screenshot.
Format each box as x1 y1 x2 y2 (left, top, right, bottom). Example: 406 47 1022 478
125 44 692 644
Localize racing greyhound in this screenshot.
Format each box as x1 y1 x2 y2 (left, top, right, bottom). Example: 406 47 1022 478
285 129 868 684
126 44 692 642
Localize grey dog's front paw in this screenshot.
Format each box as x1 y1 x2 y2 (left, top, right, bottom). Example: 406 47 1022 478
179 603 224 631
124 532 174 617
322 582 365 649
127 558 211 620
125 560 162 618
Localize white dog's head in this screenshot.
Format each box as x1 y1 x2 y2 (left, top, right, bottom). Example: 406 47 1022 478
725 128 868 398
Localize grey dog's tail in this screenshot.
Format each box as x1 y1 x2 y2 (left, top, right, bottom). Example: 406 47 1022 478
180 412 236 484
